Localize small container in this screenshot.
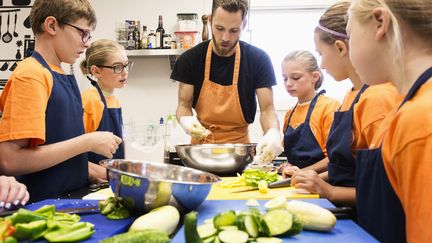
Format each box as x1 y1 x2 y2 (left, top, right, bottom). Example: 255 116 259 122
177 13 198 31
175 31 198 49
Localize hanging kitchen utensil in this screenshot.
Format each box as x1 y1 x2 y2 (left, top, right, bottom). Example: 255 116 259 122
15 49 22 59
9 62 17 71
12 0 31 6
0 62 9 71
23 15 30 29
13 12 18 38
2 13 13 43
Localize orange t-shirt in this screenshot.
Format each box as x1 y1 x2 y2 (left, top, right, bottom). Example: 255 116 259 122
340 82 398 150
283 95 340 156
382 79 432 243
81 87 121 133
0 57 64 146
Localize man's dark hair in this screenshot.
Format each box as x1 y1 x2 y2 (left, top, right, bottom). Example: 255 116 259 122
212 0 249 20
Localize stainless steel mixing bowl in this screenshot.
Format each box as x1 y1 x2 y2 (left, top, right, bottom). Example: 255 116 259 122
175 143 257 176
99 159 220 214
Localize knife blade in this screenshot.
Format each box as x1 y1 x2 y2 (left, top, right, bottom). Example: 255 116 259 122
231 178 292 193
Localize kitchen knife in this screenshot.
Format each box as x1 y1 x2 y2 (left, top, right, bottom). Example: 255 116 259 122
0 204 100 217
231 178 292 193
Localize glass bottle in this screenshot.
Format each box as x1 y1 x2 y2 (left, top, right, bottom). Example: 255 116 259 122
147 29 156 49
155 15 165 48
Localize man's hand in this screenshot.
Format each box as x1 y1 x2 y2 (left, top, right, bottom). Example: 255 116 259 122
180 116 211 141
254 128 283 164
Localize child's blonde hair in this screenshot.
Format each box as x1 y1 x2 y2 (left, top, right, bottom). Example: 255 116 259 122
349 0 432 85
315 1 351 45
30 0 97 35
80 39 125 75
283 50 324 90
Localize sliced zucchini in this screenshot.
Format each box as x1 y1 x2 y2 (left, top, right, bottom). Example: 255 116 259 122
263 209 293 236
214 210 237 228
198 224 217 239
219 225 239 231
204 218 214 225
203 236 216 243
256 237 283 243
218 230 249 243
244 215 259 238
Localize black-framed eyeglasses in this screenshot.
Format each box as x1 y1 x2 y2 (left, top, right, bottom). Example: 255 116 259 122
62 22 92 43
97 62 134 74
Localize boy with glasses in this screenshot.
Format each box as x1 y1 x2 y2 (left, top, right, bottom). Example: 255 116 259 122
80 39 132 182
0 0 122 202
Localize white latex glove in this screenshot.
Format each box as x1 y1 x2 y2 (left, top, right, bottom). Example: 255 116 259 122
254 128 283 164
179 116 211 141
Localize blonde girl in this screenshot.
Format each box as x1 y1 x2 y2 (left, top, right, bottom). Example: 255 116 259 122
281 50 339 172
80 39 132 181
348 0 432 242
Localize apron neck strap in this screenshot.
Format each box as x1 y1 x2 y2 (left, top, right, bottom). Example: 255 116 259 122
398 66 432 109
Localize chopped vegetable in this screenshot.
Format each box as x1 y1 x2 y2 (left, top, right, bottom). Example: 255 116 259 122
99 196 132 220
129 205 179 235
262 209 293 236
184 211 203 243
264 196 287 210
218 229 249 243
213 210 236 229
285 200 336 232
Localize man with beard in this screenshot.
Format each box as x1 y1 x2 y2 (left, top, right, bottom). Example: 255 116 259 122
171 0 281 163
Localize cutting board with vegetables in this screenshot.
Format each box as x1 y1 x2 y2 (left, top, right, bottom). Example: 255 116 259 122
207 177 319 200
172 199 378 243
25 199 134 242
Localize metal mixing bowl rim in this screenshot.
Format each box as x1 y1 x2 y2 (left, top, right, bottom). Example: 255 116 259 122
100 159 221 185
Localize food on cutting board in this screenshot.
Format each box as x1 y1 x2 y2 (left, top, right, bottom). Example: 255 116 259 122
98 196 132 220
100 229 169 243
129 205 180 235
218 169 280 191
189 123 211 140
0 204 94 242
185 197 337 242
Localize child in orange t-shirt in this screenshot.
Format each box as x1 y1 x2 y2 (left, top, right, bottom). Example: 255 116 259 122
80 39 132 181
286 1 398 208
281 50 340 172
0 0 121 202
348 0 432 242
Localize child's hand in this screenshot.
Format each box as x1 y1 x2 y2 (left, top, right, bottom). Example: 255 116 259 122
291 170 327 196
88 162 108 184
0 175 29 209
88 132 122 158
281 163 300 178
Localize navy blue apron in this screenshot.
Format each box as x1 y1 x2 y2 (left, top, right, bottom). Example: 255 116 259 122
327 85 368 187
356 67 432 243
87 79 124 164
283 90 326 168
19 51 89 202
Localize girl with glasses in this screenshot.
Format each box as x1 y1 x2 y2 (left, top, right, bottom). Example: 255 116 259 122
80 39 131 183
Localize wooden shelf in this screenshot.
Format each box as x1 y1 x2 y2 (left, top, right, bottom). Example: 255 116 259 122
125 49 185 57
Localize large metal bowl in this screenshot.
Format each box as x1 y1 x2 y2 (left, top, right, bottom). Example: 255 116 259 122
100 159 220 214
175 143 257 176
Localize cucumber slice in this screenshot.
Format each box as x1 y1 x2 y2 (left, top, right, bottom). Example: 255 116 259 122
214 210 237 228
220 225 239 231
256 237 283 243
264 196 287 210
198 224 217 239
244 215 259 238
218 230 249 243
203 236 216 243
204 218 214 225
263 209 293 236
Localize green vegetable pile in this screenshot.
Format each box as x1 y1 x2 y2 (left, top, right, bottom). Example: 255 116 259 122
98 196 132 220
0 205 94 242
241 169 279 188
185 207 303 243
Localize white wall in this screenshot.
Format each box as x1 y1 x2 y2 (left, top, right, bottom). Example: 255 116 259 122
74 0 350 143
74 0 212 128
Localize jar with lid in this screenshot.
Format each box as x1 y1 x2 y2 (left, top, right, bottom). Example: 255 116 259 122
163 33 171 49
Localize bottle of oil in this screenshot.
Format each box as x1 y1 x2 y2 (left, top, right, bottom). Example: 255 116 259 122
148 29 156 49
141 25 148 49
155 15 165 48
